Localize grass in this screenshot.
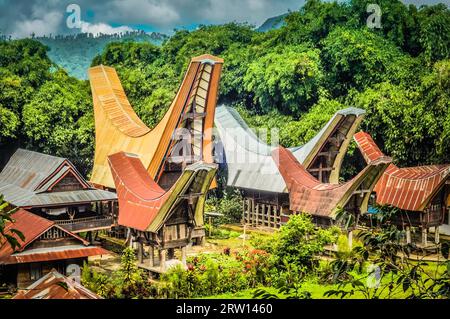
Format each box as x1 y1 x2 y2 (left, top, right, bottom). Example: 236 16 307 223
203 280 410 299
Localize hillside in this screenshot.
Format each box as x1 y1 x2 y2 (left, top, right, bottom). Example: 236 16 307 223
0 1 449 178
36 31 168 79
257 13 289 32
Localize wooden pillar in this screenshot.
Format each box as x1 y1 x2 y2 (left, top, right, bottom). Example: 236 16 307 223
247 199 251 225
251 199 255 226
159 249 166 272
279 206 283 228
208 216 212 237
242 199 246 224
148 246 154 267
168 248 175 260
255 204 259 226
262 204 266 226
406 227 411 244
268 205 272 228
435 226 440 244
137 241 144 263
348 230 353 249
181 246 187 266
422 227 428 246
274 205 277 228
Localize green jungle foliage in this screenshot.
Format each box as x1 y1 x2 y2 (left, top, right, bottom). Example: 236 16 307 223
0 0 449 178
81 247 153 298
36 31 168 79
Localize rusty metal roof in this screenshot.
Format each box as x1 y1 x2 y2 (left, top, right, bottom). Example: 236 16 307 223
4 245 109 264
0 209 54 251
354 131 450 211
273 147 391 218
0 149 117 207
0 209 109 265
13 269 102 299
108 152 217 232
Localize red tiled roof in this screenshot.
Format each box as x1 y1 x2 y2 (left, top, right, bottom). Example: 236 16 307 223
13 269 101 299
0 209 108 265
354 131 450 211
272 147 391 218
108 152 172 231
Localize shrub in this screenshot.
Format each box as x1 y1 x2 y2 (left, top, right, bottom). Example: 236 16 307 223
81 248 153 299
272 214 339 270
206 189 243 225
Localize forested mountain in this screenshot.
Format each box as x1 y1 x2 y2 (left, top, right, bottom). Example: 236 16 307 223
0 0 449 179
35 31 168 79
257 13 289 32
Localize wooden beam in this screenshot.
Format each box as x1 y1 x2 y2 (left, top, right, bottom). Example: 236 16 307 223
181 246 187 266
308 167 333 172
160 249 166 272
148 246 154 267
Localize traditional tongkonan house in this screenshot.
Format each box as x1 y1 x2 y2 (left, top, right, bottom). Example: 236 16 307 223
354 131 450 245
88 54 223 190
88 54 223 244
272 147 391 241
0 149 117 238
13 269 102 299
108 152 217 273
0 209 109 289
214 106 368 229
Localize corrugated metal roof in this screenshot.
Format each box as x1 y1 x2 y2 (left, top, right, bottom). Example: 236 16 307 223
0 209 54 253
35 166 70 193
214 105 366 193
108 152 217 232
0 149 65 191
354 131 450 211
0 209 109 265
23 189 117 207
0 149 117 207
273 147 391 218
13 270 102 299
5 245 109 264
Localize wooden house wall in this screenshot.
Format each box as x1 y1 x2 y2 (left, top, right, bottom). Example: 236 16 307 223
16 258 85 289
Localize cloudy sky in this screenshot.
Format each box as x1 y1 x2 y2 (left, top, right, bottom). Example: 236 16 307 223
0 0 448 38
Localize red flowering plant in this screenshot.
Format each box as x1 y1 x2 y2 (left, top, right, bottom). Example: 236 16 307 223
238 249 272 287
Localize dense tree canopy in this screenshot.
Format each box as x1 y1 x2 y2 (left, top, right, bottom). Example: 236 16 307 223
0 40 93 175
22 69 94 173
0 0 448 179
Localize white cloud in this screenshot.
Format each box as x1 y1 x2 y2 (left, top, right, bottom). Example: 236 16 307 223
103 0 181 27
12 10 63 38
1 0 446 37
80 21 135 36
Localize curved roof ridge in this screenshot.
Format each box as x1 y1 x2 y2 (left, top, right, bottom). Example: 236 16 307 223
272 146 391 217
215 105 275 156
108 152 167 202
108 151 218 232
354 131 450 211
214 105 366 192
89 65 151 138
90 54 223 188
